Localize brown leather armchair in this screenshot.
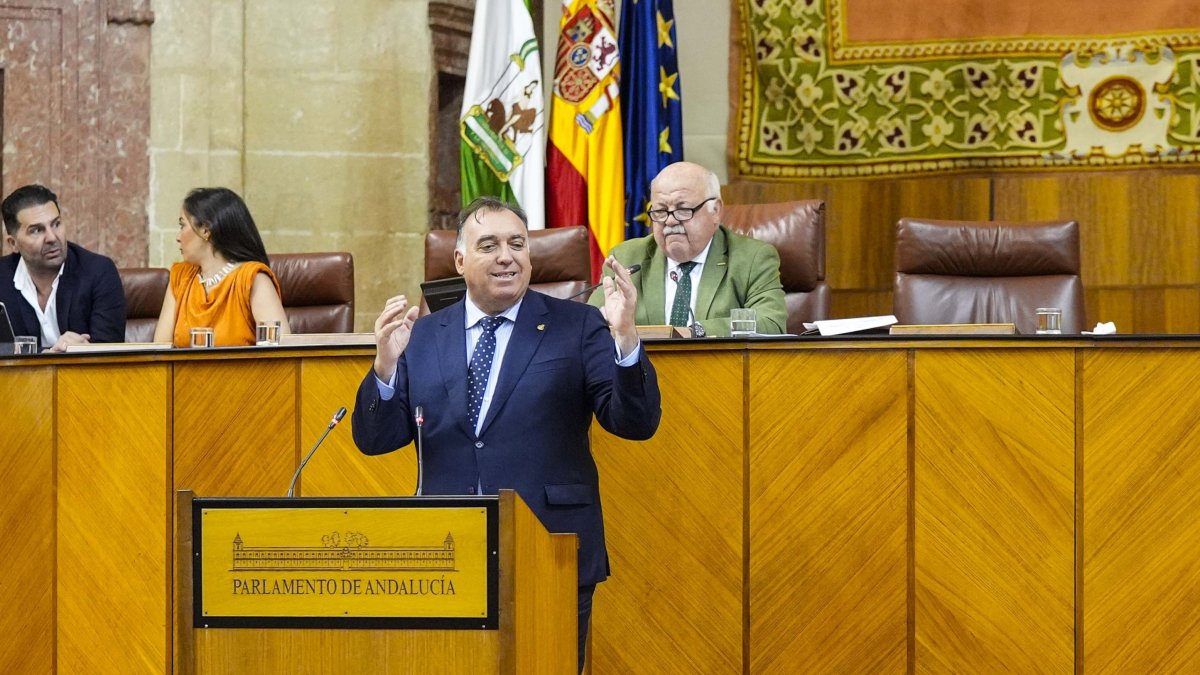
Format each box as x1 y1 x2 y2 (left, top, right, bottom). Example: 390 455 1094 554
269 252 355 333
893 218 1085 334
722 200 830 333
119 267 170 342
422 226 591 313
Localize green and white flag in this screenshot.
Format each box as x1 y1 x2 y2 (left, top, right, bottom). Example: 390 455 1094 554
460 0 545 229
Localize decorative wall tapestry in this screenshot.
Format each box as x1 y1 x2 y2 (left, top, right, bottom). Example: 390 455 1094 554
734 0 1200 178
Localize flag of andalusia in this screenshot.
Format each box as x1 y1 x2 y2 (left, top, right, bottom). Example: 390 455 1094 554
460 0 546 229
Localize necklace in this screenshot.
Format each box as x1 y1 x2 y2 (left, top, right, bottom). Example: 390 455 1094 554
199 261 238 290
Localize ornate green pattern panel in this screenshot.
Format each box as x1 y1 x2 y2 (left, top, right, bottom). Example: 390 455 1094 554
735 1 1200 178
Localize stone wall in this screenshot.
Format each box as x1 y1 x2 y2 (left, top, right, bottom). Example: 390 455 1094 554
149 0 432 330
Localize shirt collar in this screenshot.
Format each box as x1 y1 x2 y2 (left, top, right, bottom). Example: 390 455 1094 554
464 294 523 329
13 254 66 291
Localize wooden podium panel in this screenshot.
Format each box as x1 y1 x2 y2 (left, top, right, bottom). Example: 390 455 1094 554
298 356 417 497
1082 350 1200 672
749 349 908 674
592 351 745 673
914 349 1074 673
180 491 573 674
194 629 499 674
0 366 54 674
174 359 297 497
57 365 171 673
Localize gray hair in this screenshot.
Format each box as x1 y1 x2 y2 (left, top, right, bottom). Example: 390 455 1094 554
454 197 528 252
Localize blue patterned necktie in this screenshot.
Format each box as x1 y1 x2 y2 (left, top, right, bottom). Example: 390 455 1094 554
669 261 699 326
467 316 504 434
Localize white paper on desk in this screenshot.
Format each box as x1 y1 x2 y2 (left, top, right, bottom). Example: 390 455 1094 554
1082 321 1117 335
802 314 898 336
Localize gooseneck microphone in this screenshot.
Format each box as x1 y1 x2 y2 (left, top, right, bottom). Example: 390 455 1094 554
669 269 707 338
567 264 641 299
286 406 347 497
414 406 425 496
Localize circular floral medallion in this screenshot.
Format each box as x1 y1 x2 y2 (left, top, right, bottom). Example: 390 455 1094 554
1089 76 1145 131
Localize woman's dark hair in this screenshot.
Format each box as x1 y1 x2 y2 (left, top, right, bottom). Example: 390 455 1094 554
182 187 270 265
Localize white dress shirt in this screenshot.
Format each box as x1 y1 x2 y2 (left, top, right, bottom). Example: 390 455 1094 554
663 237 714 321
13 257 64 347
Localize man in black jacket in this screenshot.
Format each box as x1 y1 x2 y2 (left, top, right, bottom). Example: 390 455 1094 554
1 185 125 351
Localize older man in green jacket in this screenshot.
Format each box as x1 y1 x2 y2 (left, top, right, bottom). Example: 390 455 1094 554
589 161 787 337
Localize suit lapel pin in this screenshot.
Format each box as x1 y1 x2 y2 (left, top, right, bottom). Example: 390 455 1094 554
537 324 545 331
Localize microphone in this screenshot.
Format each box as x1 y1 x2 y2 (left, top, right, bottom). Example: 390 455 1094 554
414 405 425 496
286 406 347 497
567 263 641 299
687 307 707 338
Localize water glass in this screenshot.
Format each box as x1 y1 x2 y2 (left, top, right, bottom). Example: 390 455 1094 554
13 335 38 355
256 320 282 346
190 327 215 348
1036 308 1062 335
730 308 757 337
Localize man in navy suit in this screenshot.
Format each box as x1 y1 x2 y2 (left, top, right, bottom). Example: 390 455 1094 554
1 184 126 351
353 197 661 672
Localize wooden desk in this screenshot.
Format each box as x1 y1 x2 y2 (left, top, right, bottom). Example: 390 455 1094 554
2 339 1198 673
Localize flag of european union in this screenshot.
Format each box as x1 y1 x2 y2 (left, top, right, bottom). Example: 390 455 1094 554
619 0 683 240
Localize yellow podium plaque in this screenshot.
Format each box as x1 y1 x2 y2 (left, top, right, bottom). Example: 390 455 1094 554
192 497 498 629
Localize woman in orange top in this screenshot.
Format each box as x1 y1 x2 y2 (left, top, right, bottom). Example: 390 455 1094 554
153 188 290 347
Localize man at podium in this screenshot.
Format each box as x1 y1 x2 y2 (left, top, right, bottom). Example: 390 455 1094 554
353 197 663 672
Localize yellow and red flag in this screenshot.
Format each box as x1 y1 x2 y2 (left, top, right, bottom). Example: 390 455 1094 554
547 0 624 281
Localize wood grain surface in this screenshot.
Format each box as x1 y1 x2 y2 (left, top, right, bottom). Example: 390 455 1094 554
749 350 908 673
914 349 1074 673
57 365 171 673
1082 349 1200 673
0 366 55 674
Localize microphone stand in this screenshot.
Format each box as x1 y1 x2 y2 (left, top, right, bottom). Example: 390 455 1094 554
286 407 347 497
414 406 425 496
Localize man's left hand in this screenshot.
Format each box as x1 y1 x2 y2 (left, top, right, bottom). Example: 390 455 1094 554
48 331 90 353
601 256 639 358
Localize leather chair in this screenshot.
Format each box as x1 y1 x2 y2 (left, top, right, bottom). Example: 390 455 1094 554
119 267 170 342
422 226 591 312
722 200 830 333
269 252 355 333
893 218 1085 334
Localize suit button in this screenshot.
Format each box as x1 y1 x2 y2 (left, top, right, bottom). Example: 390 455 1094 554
475 441 484 449
468 486 476 495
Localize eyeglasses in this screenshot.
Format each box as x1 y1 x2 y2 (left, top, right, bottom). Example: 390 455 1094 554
647 197 717 223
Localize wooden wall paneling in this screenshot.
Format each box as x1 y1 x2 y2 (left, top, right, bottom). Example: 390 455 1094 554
913 349 1075 673
1087 289 1135 336
590 351 744 674
298 356 416 497
173 359 298 497
748 350 908 674
0 366 55 674
1081 349 1200 673
994 173 1200 288
1162 287 1200 334
56 364 170 673
820 177 992 292
830 289 894 320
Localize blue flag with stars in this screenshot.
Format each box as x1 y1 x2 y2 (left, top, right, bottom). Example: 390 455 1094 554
619 0 683 240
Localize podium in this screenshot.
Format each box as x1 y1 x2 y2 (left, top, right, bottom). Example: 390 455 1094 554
175 490 576 674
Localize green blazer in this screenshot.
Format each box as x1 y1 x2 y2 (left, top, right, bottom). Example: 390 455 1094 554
589 225 787 336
